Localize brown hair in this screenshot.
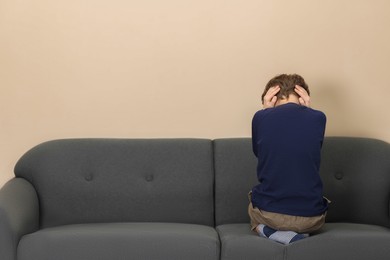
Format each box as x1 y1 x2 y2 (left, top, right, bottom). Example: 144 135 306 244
261 74 309 104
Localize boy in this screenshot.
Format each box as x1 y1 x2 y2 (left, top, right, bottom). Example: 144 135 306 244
249 74 328 244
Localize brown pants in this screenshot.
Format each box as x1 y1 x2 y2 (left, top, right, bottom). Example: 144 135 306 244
248 193 326 233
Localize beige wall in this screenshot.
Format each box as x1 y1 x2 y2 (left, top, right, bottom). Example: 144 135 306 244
1 0 390 187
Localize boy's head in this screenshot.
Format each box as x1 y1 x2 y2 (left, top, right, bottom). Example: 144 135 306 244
261 74 309 104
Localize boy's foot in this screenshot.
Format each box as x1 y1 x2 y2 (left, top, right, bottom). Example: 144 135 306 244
256 224 309 245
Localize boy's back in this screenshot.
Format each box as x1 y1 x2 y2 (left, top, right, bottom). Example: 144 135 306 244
251 103 327 217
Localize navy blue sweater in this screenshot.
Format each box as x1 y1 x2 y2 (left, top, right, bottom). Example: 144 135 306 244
251 103 328 217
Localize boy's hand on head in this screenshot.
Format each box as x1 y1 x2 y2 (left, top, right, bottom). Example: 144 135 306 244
263 86 280 109
295 85 311 107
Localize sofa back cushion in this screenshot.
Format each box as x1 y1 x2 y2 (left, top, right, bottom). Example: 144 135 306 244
320 137 390 227
214 137 390 228
15 139 215 228
214 138 258 226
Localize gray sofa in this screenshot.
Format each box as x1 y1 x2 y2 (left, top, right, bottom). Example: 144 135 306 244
1 137 390 260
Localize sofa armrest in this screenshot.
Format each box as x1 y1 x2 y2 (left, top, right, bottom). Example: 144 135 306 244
0 178 39 260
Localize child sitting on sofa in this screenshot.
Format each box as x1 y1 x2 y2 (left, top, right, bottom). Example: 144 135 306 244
249 74 329 244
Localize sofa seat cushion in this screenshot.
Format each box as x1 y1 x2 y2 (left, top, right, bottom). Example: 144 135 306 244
217 223 390 260
216 223 285 260
287 223 390 260
18 222 220 260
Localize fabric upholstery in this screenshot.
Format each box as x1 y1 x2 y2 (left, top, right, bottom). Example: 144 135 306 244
217 224 285 260
18 223 220 260
287 223 390 260
213 138 257 226
217 223 390 260
14 139 214 228
320 137 390 227
0 178 39 260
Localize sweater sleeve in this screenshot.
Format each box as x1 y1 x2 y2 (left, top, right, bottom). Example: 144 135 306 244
251 112 259 157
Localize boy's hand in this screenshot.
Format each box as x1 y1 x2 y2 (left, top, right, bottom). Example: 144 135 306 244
295 85 310 107
263 86 280 108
